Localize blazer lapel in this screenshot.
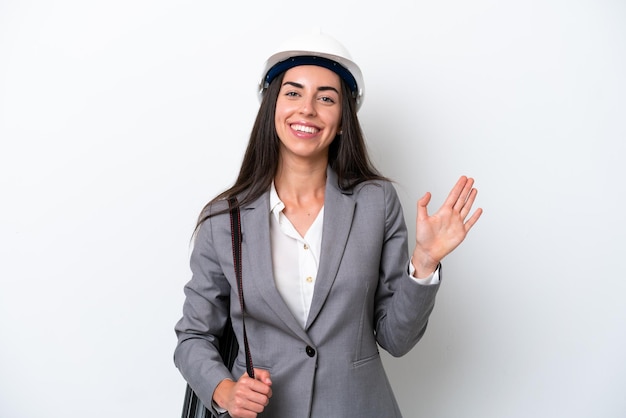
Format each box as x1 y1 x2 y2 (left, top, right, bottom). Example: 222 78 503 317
241 192 313 343
305 168 355 330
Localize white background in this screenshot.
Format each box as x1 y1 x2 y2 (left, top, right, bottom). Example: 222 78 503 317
1 1 625 417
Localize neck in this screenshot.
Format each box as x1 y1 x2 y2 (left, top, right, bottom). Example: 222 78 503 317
274 157 327 236
274 157 327 201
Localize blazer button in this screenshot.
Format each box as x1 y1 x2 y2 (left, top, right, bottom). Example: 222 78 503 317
305 346 316 357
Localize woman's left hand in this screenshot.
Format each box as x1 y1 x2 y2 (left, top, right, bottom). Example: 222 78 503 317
412 176 483 278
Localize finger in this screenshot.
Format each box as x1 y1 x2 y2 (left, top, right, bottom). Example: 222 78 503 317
464 208 483 232
459 188 478 219
240 371 272 396
417 192 431 220
453 177 475 211
233 377 271 412
442 176 468 209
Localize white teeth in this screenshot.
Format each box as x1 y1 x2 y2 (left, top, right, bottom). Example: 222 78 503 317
291 124 318 134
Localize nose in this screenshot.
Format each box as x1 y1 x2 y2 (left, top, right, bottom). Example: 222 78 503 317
298 95 317 116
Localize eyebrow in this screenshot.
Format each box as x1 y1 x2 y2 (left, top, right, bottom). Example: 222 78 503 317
282 81 340 95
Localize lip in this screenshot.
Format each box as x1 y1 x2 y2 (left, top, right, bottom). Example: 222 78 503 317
289 122 321 137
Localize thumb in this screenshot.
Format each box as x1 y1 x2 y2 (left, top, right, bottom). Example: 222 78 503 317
253 368 272 385
417 192 431 220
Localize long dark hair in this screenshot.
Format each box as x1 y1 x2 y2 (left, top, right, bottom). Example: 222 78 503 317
196 70 386 227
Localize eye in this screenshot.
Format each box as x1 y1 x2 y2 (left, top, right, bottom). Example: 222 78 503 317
319 96 336 104
284 91 300 97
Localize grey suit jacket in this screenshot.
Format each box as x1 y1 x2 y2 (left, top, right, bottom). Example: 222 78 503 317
174 168 440 418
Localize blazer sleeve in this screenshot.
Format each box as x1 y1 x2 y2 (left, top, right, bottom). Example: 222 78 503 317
173 210 234 411
373 181 441 357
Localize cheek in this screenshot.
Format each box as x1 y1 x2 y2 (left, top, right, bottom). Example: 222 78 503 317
274 107 286 130
274 100 293 124
330 109 343 129
274 108 290 141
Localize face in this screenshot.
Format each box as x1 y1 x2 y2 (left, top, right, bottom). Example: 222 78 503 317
274 65 342 164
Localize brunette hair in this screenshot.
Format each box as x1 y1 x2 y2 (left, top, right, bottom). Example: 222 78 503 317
196 71 386 227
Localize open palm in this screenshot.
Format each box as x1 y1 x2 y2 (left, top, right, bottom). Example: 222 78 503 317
412 176 483 277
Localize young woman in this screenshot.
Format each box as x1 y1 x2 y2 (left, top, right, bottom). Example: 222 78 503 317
174 31 482 418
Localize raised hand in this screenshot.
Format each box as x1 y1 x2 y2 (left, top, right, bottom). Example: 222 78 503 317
412 176 483 278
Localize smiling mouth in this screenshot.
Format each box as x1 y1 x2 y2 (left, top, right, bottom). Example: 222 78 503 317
291 124 319 134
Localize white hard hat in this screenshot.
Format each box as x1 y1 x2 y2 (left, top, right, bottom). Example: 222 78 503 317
258 29 365 111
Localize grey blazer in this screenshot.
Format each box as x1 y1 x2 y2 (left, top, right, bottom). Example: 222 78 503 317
174 168 440 418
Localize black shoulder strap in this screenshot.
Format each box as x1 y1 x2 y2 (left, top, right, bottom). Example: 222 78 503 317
228 197 255 379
